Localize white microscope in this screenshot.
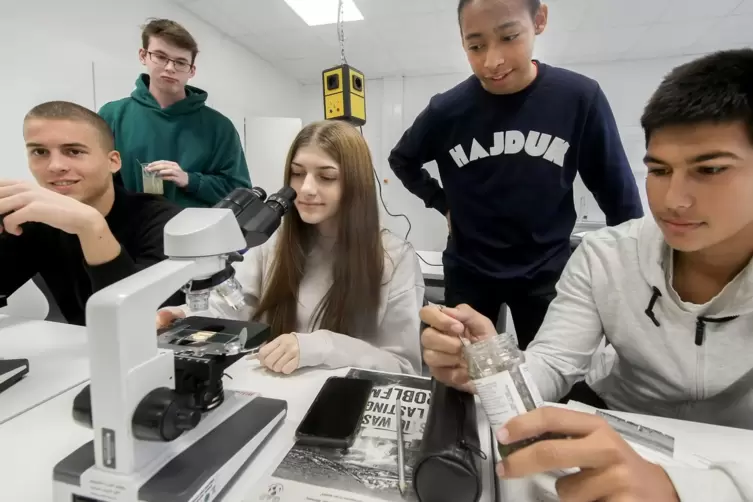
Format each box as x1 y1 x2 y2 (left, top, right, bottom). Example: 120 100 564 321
53 186 296 502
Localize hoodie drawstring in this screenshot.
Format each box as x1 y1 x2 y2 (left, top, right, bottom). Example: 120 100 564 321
645 286 739 346
644 287 662 327
695 315 738 346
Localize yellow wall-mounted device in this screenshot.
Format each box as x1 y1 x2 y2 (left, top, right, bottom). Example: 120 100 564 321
322 64 366 126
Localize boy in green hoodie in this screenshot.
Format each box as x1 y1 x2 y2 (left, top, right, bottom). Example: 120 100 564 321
98 18 251 208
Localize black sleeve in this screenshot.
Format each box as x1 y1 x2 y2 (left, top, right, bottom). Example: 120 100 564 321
0 227 41 298
85 200 184 307
388 99 448 216
577 86 644 226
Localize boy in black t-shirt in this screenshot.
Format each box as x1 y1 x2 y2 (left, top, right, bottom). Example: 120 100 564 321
0 101 183 325
389 0 643 347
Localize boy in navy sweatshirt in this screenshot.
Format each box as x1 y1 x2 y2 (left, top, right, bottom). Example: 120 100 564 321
389 0 643 348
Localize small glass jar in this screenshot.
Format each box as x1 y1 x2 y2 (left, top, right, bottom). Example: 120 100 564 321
186 289 211 313
214 276 246 311
185 276 247 314
464 332 548 457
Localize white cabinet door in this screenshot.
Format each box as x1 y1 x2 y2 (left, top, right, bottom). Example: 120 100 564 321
245 117 303 193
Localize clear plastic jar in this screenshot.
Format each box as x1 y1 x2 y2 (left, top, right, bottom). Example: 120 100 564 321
464 332 548 457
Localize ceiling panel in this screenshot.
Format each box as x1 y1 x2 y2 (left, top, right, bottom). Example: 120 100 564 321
565 26 650 59
225 0 307 35
623 22 706 59
688 15 753 53
661 0 744 21
355 0 455 19
238 30 333 61
579 0 672 27
734 0 753 14
374 10 458 50
310 19 374 47
182 0 253 37
392 42 467 76
173 0 753 85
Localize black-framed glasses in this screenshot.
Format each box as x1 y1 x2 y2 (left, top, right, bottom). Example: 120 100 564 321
147 51 192 73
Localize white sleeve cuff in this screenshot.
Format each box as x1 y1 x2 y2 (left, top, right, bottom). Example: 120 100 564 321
295 331 330 369
663 466 744 502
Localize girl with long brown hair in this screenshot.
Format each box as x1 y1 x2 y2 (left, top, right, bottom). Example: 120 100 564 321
158 120 424 374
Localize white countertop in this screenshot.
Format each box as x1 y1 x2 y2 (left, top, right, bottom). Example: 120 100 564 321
2 314 751 502
0 316 496 502
0 315 89 425
0 356 497 502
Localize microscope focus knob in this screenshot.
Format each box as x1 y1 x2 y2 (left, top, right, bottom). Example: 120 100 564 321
132 387 201 442
175 409 201 431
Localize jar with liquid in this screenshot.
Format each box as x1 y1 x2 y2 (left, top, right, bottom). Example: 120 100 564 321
141 162 164 195
464 332 549 457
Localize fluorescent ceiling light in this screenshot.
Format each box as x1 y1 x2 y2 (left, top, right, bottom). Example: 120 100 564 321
283 0 364 26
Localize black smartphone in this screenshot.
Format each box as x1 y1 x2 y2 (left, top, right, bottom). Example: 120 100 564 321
295 376 374 449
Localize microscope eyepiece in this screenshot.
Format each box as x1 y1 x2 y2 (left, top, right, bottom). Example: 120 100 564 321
214 187 267 216
237 186 297 249
267 186 297 215
250 187 267 201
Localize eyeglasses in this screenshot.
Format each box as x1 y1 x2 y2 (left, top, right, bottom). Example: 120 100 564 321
147 51 192 73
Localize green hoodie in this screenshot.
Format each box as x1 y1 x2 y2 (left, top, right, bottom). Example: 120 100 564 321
99 74 251 208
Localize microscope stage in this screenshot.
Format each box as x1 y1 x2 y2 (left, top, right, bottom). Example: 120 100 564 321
53 392 287 502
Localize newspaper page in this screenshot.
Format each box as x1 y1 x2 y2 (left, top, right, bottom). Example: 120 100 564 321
252 369 432 502
566 401 710 468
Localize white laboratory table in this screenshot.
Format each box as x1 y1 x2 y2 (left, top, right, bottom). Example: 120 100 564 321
0 315 88 425
3 317 752 502
0 353 498 502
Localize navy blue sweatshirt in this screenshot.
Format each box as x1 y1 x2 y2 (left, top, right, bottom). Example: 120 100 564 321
389 63 643 280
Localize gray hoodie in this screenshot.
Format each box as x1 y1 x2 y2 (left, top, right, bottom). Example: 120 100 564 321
525 217 753 501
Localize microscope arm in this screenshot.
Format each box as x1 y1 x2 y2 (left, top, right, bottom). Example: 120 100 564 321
53 192 297 502
84 256 225 474
84 208 246 475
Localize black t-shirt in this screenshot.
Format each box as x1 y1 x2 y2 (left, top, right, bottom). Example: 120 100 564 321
389 62 643 280
0 185 184 325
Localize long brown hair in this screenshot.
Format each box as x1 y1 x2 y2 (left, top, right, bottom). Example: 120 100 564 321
254 120 385 337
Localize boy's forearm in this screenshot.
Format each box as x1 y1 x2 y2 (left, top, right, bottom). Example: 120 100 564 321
77 214 122 266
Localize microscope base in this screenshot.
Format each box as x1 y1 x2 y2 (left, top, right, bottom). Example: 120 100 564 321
53 391 287 502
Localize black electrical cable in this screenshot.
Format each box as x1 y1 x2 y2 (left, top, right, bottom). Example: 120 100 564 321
359 126 441 267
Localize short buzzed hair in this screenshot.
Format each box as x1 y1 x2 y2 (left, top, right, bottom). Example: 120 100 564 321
24 101 115 151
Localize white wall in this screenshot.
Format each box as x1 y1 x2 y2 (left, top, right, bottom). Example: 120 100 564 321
1 0 302 182
300 56 696 252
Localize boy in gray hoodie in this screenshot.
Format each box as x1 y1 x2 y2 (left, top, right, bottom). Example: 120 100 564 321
420 49 753 501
